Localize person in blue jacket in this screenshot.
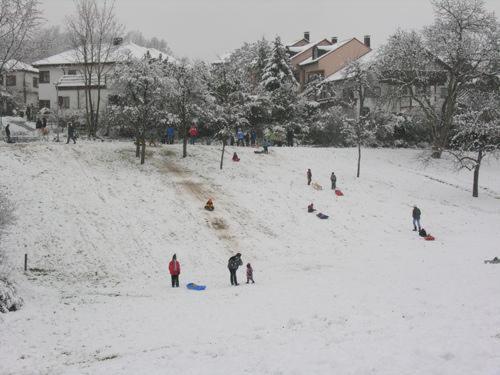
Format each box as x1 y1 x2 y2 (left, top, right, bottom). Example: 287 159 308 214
236 129 245 146
166 126 175 144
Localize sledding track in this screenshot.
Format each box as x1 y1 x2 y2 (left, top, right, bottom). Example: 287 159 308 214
0 141 500 375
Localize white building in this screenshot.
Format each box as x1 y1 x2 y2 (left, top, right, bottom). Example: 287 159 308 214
32 42 169 112
0 60 39 114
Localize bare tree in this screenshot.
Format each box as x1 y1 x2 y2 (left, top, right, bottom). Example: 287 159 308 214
66 0 123 137
449 89 500 197
0 0 41 73
164 59 208 158
377 0 499 158
342 58 377 178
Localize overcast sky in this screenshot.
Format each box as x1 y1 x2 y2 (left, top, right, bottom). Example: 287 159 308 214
40 0 500 61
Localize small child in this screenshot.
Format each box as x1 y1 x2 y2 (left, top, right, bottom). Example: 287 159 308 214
246 263 255 284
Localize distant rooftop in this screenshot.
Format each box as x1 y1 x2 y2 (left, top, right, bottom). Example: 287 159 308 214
2 60 39 74
33 42 173 67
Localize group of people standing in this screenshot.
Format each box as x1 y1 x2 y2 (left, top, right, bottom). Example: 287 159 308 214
306 168 337 190
232 128 257 147
167 252 254 288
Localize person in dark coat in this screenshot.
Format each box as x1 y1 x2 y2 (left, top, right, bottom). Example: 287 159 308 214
246 263 254 284
307 169 312 186
42 117 47 128
168 254 181 288
412 205 422 231
228 253 243 286
330 172 337 190
5 124 11 143
244 132 250 147
36 118 43 129
66 122 76 144
250 129 257 146
166 126 175 144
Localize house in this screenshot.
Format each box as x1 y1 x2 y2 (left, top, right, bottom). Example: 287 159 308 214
32 42 170 112
0 60 39 115
286 32 372 88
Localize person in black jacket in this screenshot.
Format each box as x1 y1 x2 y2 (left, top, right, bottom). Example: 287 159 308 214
307 169 312 185
412 205 422 231
5 124 11 143
228 253 243 286
330 172 337 190
66 122 76 144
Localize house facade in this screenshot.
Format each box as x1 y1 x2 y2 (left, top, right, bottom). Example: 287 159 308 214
0 60 39 114
287 32 372 88
33 42 168 112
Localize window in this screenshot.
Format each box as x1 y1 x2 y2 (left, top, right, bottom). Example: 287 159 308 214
439 87 447 99
6 75 16 86
39 71 50 83
39 100 50 109
366 86 381 98
67 70 77 75
33 77 38 88
58 96 70 109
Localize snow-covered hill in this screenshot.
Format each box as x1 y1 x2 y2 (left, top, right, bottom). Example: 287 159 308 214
0 141 499 374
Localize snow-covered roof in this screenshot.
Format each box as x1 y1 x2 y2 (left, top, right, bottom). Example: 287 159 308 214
55 74 105 89
2 60 39 73
325 50 377 82
298 39 353 66
288 39 332 60
33 42 172 67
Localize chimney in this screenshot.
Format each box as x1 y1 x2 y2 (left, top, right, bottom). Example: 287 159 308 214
331 36 338 44
304 31 310 42
113 37 123 46
364 35 371 48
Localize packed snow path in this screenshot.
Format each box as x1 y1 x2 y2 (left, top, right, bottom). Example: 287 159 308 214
0 141 499 374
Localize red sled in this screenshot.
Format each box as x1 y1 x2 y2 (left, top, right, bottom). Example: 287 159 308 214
335 189 344 196
424 235 435 241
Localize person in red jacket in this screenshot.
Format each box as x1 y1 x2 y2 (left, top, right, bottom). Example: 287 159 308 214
189 124 199 145
169 254 181 288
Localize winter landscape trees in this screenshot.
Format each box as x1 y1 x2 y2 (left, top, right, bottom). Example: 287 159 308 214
377 0 499 158
66 0 123 137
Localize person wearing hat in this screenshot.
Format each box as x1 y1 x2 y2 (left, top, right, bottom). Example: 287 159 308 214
168 254 181 288
228 253 243 286
412 205 422 231
205 199 214 211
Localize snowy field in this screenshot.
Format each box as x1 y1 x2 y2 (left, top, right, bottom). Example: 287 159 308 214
0 141 499 375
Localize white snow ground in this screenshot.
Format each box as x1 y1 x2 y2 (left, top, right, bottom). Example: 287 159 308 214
0 141 499 375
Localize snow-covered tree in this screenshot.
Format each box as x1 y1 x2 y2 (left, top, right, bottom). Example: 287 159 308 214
66 0 124 137
261 36 297 92
342 116 376 178
449 89 500 197
377 0 500 158
164 59 209 158
110 56 170 164
205 61 250 168
0 0 41 73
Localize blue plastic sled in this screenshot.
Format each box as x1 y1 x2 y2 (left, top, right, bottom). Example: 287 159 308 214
186 283 206 291
317 213 329 219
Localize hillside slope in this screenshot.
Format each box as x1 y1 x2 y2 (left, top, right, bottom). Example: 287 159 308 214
0 141 499 374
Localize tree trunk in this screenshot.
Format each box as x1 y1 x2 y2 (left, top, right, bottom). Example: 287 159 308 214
140 137 146 165
182 122 188 158
356 142 361 178
220 139 226 170
472 149 482 198
136 137 140 157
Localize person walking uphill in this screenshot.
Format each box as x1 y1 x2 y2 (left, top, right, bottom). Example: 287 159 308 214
169 254 181 288
228 253 243 286
330 172 337 190
4 124 11 143
307 169 312 186
412 205 422 231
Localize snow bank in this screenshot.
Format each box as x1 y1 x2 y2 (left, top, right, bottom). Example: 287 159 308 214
0 141 499 374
